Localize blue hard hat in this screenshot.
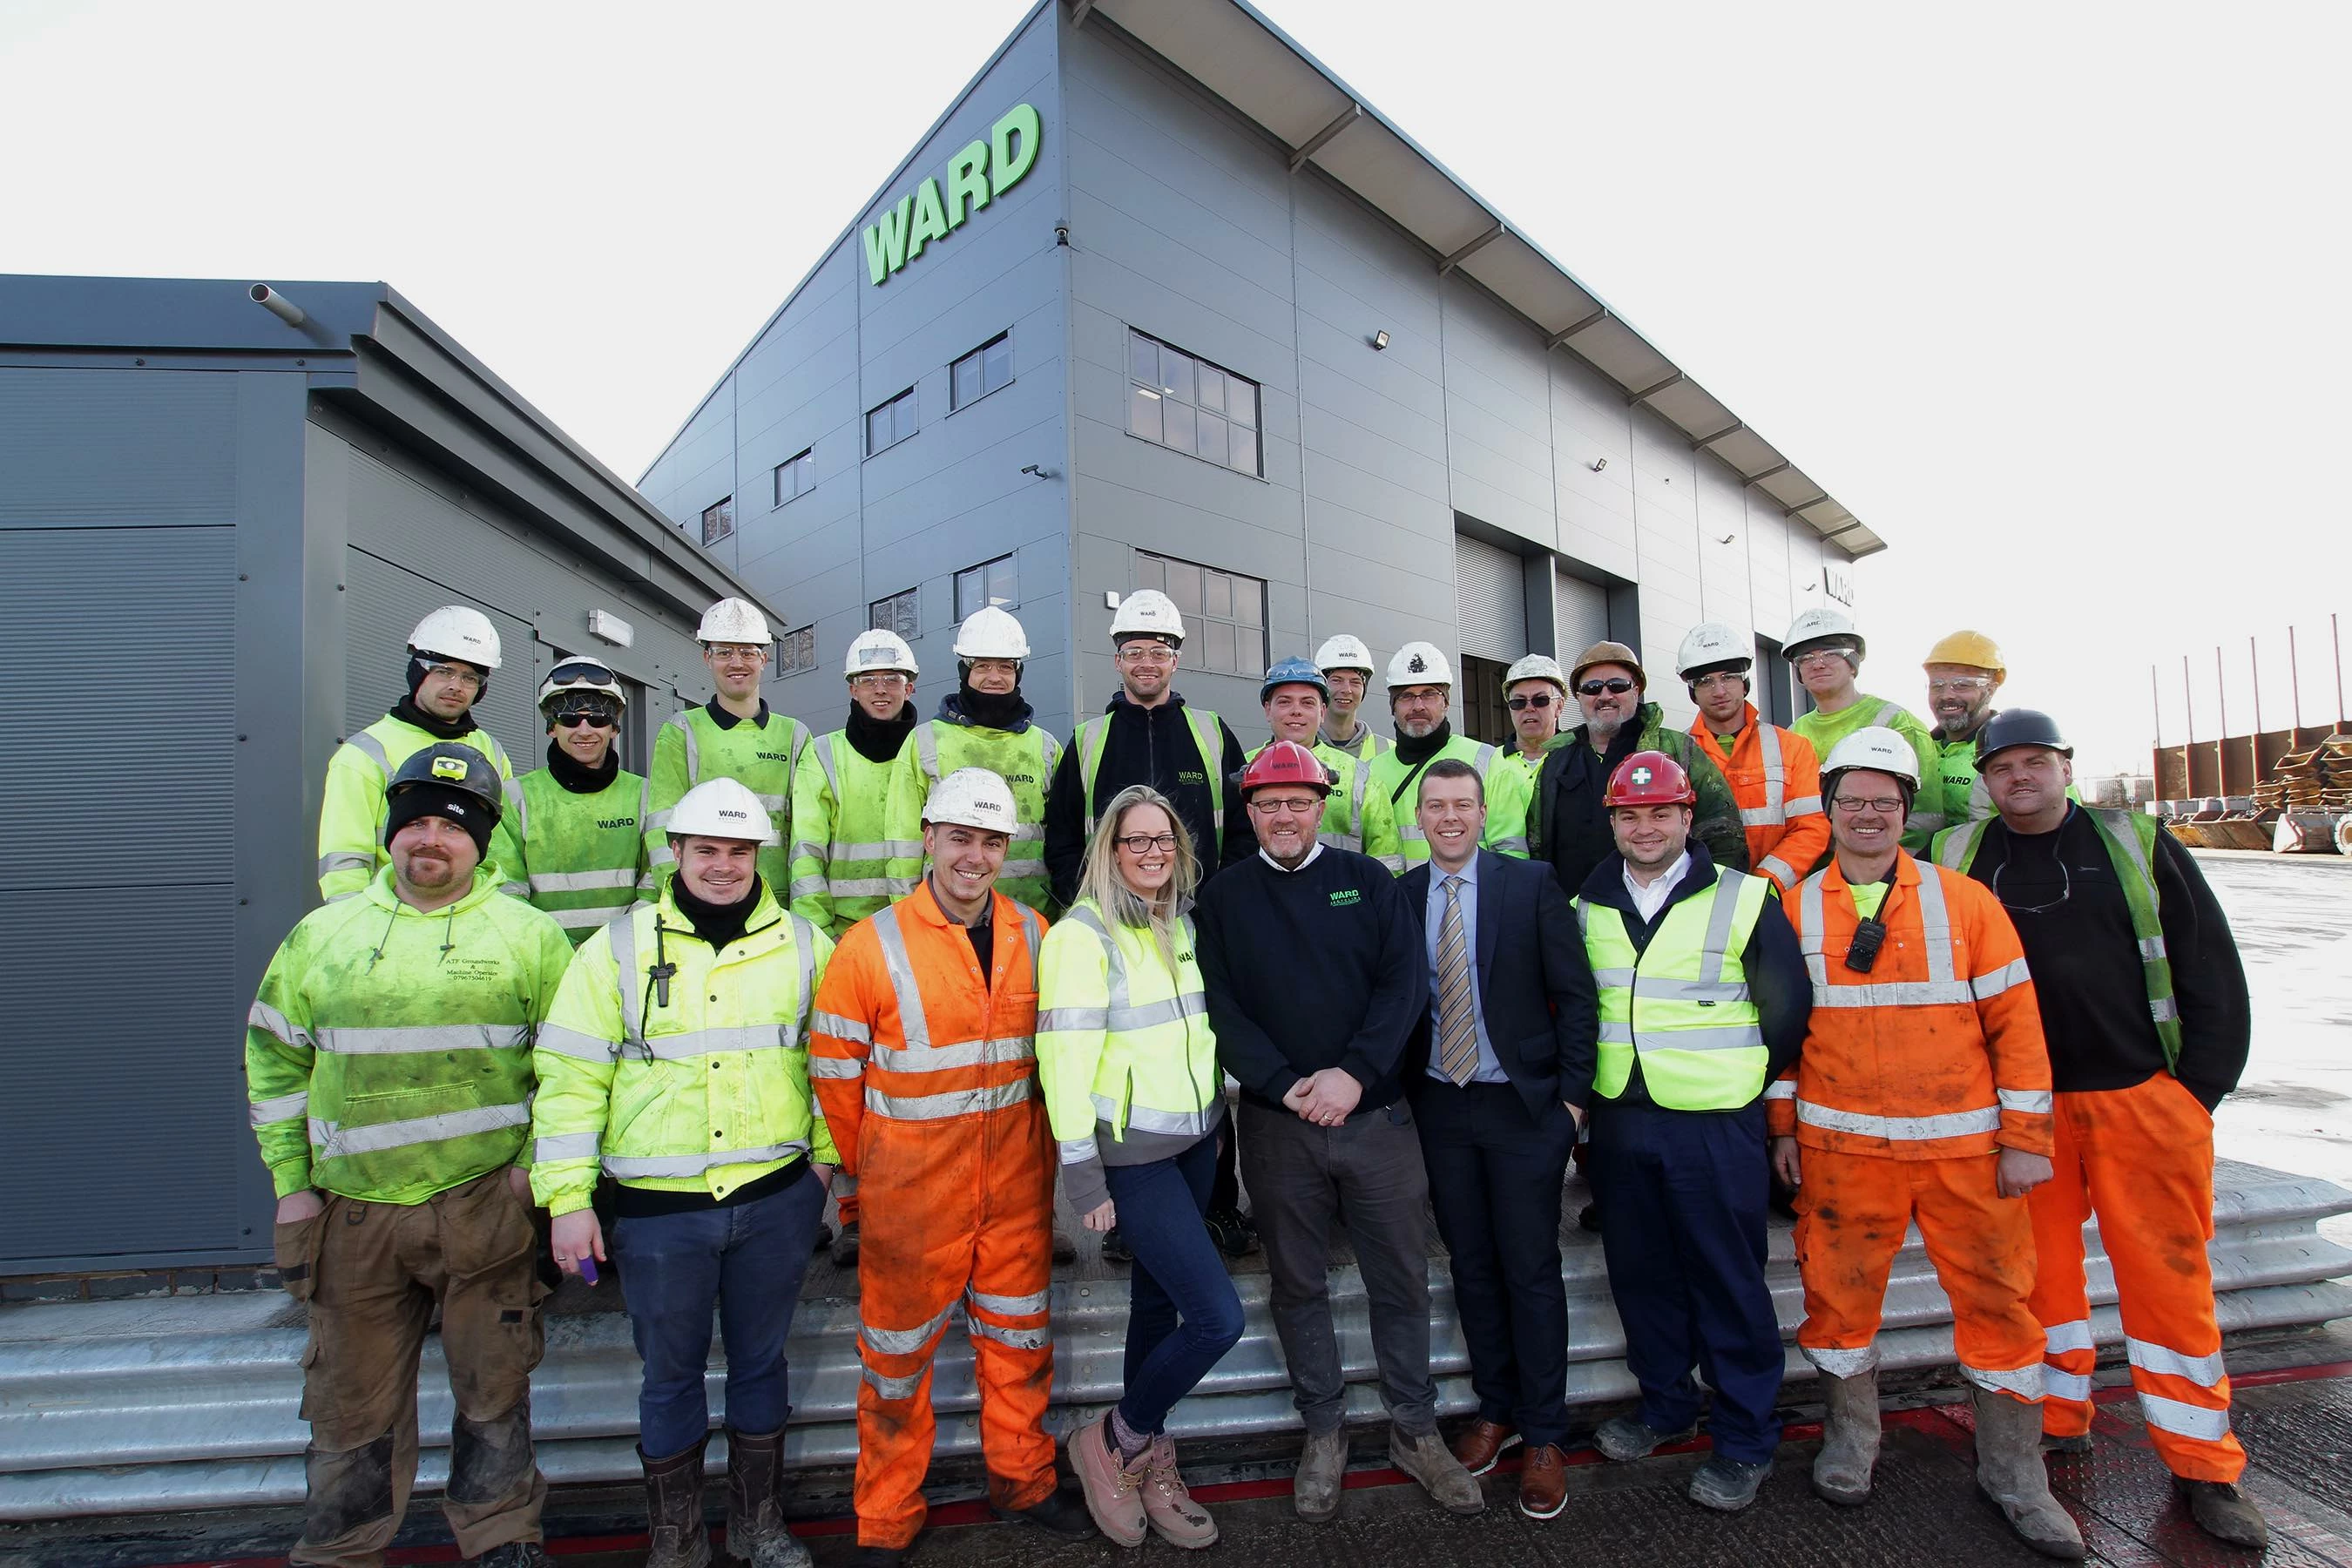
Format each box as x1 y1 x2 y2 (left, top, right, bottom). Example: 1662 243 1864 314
1260 656 1330 704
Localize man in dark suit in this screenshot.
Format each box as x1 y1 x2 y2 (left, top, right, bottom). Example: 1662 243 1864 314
1400 758 1598 1522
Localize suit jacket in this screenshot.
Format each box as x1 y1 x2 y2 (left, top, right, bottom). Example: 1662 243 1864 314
1401 848 1600 1119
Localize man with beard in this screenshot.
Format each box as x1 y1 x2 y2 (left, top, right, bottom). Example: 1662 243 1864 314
510 660 649 943
1923 630 2008 828
1364 641 1530 869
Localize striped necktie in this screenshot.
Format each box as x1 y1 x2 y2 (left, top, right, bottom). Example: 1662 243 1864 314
1436 874 1478 1086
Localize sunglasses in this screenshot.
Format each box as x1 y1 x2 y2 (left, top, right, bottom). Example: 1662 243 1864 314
1577 678 1636 696
552 711 616 729
1507 693 1555 711
548 659 618 686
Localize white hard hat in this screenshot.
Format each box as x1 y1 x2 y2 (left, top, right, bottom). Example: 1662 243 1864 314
1784 606 1864 663
538 658 626 708
953 605 1031 660
923 767 1020 835
1386 640 1455 689
845 628 919 679
666 778 780 845
1110 589 1186 645
1821 726 1920 790
1314 633 1376 675
409 605 503 671
697 597 773 646
1676 622 1753 679
1503 653 1567 692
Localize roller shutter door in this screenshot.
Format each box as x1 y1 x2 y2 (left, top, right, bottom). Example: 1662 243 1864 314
1455 535 1526 661
1555 566 1611 658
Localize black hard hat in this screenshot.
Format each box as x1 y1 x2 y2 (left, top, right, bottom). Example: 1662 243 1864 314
1974 708 2072 766
387 741 505 820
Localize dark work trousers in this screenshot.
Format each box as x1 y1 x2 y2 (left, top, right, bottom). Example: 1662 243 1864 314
1104 1130 1247 1434
1238 1097 1437 1436
612 1167 827 1459
1416 1080 1578 1448
1585 1098 1785 1463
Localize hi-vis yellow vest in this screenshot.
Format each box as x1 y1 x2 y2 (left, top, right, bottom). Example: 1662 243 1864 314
1577 868 1771 1110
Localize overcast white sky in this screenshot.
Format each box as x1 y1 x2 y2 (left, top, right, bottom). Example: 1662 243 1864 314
6 0 2344 773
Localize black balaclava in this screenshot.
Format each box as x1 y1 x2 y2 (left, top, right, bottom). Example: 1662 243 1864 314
670 874 763 950
955 663 1030 732
846 699 918 764
545 737 621 794
1393 716 1453 767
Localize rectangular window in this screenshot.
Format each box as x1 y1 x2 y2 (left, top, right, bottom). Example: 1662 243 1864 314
1125 328 1261 477
772 448 814 506
1133 551 1266 677
955 553 1018 618
950 332 1014 410
776 624 817 676
865 389 916 456
869 588 919 639
700 496 733 546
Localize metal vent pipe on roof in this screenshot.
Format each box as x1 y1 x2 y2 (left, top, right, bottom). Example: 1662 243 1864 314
248 284 305 327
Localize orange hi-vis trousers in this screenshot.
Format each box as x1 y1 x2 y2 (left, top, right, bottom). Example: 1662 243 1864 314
2029 1074 2247 1482
1794 1147 2045 1401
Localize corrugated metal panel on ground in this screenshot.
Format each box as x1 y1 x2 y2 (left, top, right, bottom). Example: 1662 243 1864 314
1 1160 2343 1520
343 547 537 768
1555 566 1611 659
1453 534 1525 662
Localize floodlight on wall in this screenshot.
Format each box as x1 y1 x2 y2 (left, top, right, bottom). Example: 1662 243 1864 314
249 283 305 328
1589 457 1608 473
1370 330 1390 350
1021 463 1059 479
589 609 635 647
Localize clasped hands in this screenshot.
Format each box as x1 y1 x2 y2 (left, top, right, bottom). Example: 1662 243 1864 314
1283 1067 1361 1127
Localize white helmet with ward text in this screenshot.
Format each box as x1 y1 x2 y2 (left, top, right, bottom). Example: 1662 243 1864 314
923 767 1020 835
1109 589 1186 645
952 606 1030 660
408 606 503 670
1675 622 1753 679
1314 633 1376 676
666 778 780 845
1821 726 1920 791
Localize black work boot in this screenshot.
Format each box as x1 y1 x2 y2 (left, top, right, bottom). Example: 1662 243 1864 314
991 1481 1099 1538
639 1438 712 1568
726 1427 809 1568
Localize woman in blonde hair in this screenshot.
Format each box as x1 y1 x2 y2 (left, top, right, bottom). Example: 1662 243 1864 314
1037 785 1240 1551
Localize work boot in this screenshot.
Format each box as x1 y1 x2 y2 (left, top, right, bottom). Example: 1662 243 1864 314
1052 1221 1078 1265
469 1545 551 1568
829 1220 860 1268
1517 1443 1568 1520
1972 1389 2086 1560
639 1439 712 1568
724 1428 808 1568
2178 1477 2271 1549
2042 1432 2092 1456
991 1482 1098 1539
1070 1413 1149 1547
1101 1224 1132 1264
1592 1413 1697 1463
1812 1369 1881 1506
1293 1428 1348 1522
1688 1456 1770 1512
1452 1417 1520 1477
1390 1425 1484 1516
1205 1205 1259 1257
1139 1434 1220 1548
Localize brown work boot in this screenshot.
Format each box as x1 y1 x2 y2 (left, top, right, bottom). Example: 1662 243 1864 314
1390 1425 1484 1516
2178 1477 2270 1549
1973 1389 2086 1560
1070 1413 1149 1547
1453 1418 1521 1477
1293 1428 1348 1522
639 1439 712 1568
1139 1434 1220 1549
724 1428 808 1568
1517 1443 1568 1520
1812 1370 1881 1506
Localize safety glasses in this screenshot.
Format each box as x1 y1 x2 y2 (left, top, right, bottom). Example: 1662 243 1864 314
548 659 618 687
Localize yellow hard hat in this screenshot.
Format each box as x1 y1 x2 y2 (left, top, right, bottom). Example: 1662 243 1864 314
1923 629 2005 679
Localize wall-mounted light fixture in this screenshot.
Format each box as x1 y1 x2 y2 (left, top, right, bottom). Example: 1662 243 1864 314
1370 330 1390 350
1589 457 1608 473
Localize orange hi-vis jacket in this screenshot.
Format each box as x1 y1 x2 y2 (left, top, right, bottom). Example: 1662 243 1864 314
1767 853 2055 1161
1691 701 1828 893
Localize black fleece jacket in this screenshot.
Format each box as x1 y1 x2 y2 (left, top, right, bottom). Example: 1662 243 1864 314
1045 692 1254 906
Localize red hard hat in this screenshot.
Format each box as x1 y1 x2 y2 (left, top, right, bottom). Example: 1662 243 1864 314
1605 750 1697 808
1240 739 1335 796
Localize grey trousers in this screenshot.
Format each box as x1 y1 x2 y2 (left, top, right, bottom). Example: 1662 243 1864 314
1237 1096 1437 1436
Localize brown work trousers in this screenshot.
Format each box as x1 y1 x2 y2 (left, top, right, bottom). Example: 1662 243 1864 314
278 1168 549 1567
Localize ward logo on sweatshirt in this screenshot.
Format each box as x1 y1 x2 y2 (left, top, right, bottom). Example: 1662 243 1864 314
1328 889 1362 907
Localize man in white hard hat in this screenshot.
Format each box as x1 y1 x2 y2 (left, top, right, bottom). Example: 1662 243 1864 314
1923 629 2009 827
1501 653 1570 787
1314 633 1392 760
534 777 837 1568
1364 641 1531 869
510 659 651 944
1782 608 1942 853
796 630 923 939
645 597 811 895
317 605 524 902
1676 623 1828 894
885 607 1062 916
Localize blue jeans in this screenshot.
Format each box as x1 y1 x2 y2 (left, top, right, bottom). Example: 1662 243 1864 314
1105 1131 1244 1435
612 1168 825 1459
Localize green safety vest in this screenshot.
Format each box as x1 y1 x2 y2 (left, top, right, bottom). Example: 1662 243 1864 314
1793 695 1947 851
790 729 910 936
528 882 835 1217
511 766 650 944
1074 706 1227 841
315 712 524 902
1246 739 1403 869
1321 722 1395 762
1035 899 1222 1153
246 865 575 1203
882 720 1063 916
1576 867 1772 1110
645 705 810 892
1369 735 1531 866
1931 808 2182 1069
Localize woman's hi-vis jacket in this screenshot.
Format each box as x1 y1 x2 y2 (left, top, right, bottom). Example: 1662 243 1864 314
1767 852 2055 1161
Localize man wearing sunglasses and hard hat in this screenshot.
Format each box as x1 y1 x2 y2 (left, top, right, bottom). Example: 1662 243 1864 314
509 659 650 944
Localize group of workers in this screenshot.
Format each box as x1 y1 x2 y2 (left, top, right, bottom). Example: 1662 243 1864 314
247 589 2267 1566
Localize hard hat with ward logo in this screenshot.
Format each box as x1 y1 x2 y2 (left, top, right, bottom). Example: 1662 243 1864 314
666 778 780 845
923 767 1021 835
1315 633 1376 675
408 606 503 671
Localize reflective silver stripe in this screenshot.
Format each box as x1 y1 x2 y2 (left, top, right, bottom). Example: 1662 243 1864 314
1795 1101 2001 1140
347 730 390 774
1105 993 1208 1031
916 721 941 781
969 1318 1051 1350
2044 1369 2093 1401
536 1024 618 1062
1804 1342 1879 1377
998 857 1049 880
248 1091 308 1127
824 875 898 897
808 1055 864 1078
505 775 529 838
881 839 927 857
862 1297 958 1356
1399 825 1427 843
2136 936 2169 962
813 1010 873 1044
1962 1362 2044 1400
862 1364 927 1400
1972 957 2032 999
1784 796 1823 819
552 907 625 931
2139 1392 2231 1440
2127 1337 2227 1387
2150 996 2180 1024
1759 722 1786 816
1739 804 1785 827
875 1036 1036 1072
816 732 841 796
1998 1089 2053 1114
318 850 375 875
864 1079 1034 1119
970 1287 1049 1315
637 1025 787 1060
1597 1021 1764 1051
1037 1005 1110 1032
310 1102 529 1159
248 1000 308 1049
1698 874 1748 983
1348 745 1370 838
1808 980 1980 1007
1763 1079 1795 1101
1116 1100 1219 1136
1759 855 1798 887
1058 1136 1100 1166
668 711 700 782
314 1024 531 1055
612 912 645 1049
2043 1319 2096 1355
752 791 786 812
535 1131 600 1161
1588 967 1637 989
1911 863 1957 983
530 868 638 893
1627 977 1752 1004
603 1141 807 1178
1490 835 1529 855
869 907 933 1047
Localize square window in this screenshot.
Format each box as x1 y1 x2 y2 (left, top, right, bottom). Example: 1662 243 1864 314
777 625 817 676
1124 329 1260 478
951 332 1012 410
955 553 1018 618
1195 411 1228 463
773 449 814 506
1197 365 1225 416
1160 351 1193 406
1206 571 1233 620
866 389 915 456
1166 560 1203 616
701 496 733 546
870 589 918 639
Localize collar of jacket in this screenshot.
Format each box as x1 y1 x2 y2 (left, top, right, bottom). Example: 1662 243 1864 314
654 877 784 944
703 695 772 732
362 863 505 916
1578 841 1720 915
388 696 477 743
936 687 1033 734
1820 847 1922 898
902 872 1016 936
1691 701 1762 750
1103 690 1191 717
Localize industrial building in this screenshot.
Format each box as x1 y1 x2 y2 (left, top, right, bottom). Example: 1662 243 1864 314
639 0 1883 749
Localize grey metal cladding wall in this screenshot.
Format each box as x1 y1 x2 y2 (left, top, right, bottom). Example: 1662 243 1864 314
0 368 237 527
344 548 538 766
1453 533 1525 662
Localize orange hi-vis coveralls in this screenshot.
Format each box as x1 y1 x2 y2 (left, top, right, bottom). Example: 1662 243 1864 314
808 881 1057 1551
1690 701 1828 894
1768 852 2056 1400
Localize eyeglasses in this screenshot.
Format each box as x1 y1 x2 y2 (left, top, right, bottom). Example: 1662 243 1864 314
1247 795 1324 816
1117 832 1179 854
849 672 909 691
1577 678 1635 697
1507 693 1555 711
422 663 483 691
552 711 615 729
707 645 766 663
1927 676 1993 694
1118 645 1177 666
1830 795 1907 815
1794 648 1855 668
1991 856 2071 915
1691 671 1747 691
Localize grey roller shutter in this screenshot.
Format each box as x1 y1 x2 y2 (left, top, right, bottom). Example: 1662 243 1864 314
1555 566 1611 659
1455 535 1526 661
344 547 537 767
